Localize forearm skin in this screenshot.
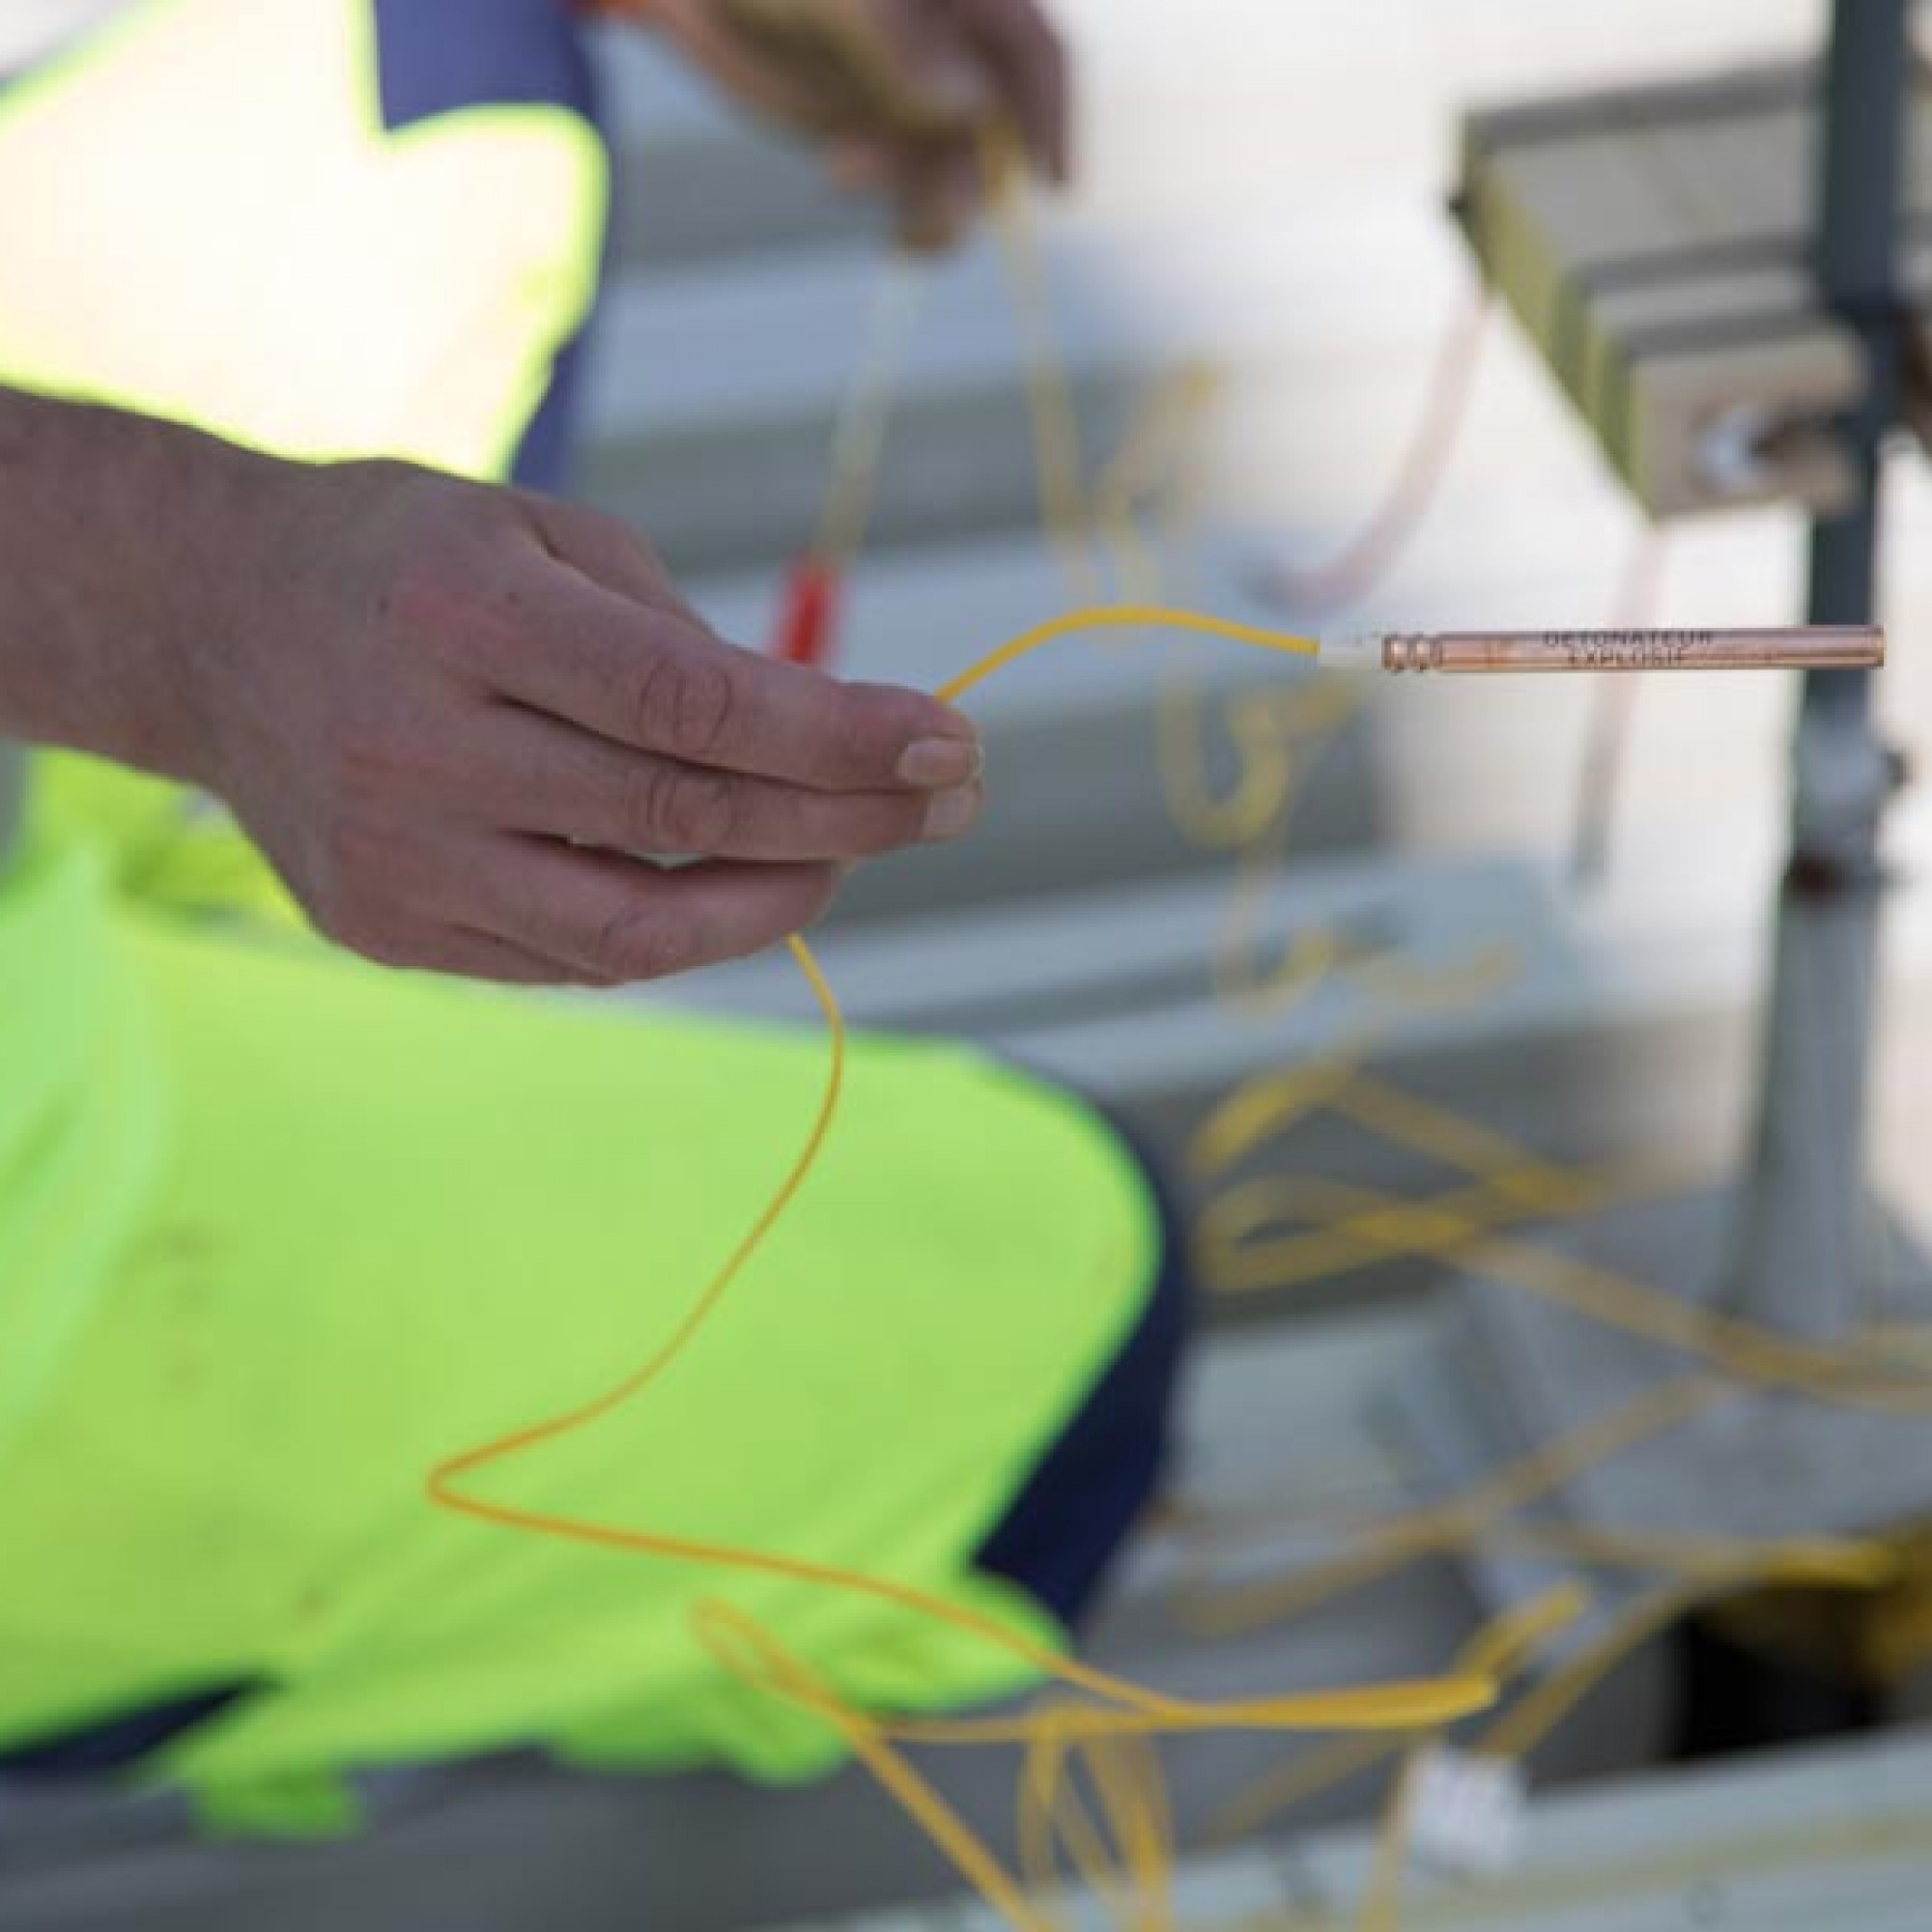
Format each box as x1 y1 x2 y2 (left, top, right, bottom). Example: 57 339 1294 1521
0 386 270 784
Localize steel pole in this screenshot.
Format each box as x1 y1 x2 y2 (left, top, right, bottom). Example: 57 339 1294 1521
1727 0 1910 1336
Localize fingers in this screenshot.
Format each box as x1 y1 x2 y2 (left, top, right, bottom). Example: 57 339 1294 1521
478 841 842 983
838 1 1067 240
641 0 1070 276
955 0 1070 182
476 554 981 796
465 701 984 860
323 812 839 986
834 0 1065 184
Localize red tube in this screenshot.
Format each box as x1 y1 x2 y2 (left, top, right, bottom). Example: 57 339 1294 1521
775 554 842 669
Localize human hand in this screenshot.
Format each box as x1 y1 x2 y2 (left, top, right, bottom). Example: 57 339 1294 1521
196 460 983 984
616 0 1068 249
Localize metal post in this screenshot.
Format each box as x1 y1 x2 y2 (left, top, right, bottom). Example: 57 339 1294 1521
1727 0 1910 1338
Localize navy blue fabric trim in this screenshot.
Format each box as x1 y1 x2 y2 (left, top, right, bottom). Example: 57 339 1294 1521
972 1115 1190 1631
371 0 599 133
512 326 595 494
370 0 608 491
0 1687 252 1780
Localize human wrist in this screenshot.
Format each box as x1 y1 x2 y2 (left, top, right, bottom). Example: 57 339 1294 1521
0 388 274 785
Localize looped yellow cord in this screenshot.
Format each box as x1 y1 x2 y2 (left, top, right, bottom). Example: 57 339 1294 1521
1176 1377 1726 1640
693 1602 1059 1932
1191 1164 1653 1304
1016 1719 1177 1930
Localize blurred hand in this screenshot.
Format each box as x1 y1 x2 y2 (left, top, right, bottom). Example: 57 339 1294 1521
201 460 983 984
621 0 1069 249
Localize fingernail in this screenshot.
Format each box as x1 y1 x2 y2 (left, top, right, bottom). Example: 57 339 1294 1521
898 735 982 789
923 785 981 842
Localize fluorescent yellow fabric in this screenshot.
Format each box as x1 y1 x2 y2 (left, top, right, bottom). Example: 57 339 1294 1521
28 754 301 930
0 834 166 1467
0 0 607 478
0 829 1158 1831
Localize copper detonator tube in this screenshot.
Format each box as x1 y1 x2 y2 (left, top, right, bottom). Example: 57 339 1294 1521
1364 626 1884 673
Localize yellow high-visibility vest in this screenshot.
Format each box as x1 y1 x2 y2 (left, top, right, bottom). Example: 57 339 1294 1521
0 0 1163 1837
